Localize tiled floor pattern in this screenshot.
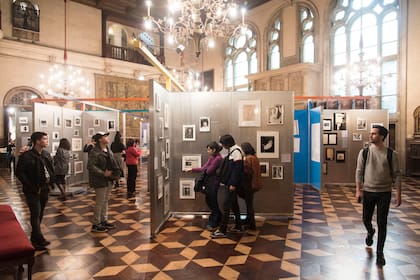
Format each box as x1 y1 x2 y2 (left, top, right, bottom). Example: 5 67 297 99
0 167 419 280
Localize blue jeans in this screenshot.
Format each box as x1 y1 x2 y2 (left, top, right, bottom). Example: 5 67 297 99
25 187 49 243
219 186 241 233
205 185 221 227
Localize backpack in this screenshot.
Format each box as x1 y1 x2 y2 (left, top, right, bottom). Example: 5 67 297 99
362 147 394 182
216 148 242 185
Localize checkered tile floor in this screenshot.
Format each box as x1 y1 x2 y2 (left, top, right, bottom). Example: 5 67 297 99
0 167 419 280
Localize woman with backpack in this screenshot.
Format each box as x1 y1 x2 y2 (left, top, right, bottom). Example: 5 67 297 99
54 138 71 200
240 142 262 230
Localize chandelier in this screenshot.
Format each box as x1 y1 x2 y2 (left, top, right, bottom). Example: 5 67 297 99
39 0 90 97
144 0 246 58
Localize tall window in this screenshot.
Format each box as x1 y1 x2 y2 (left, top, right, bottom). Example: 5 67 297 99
331 0 399 113
268 18 281 70
225 27 258 90
300 6 315 63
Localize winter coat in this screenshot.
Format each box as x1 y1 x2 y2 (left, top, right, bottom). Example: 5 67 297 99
87 145 118 188
54 147 71 175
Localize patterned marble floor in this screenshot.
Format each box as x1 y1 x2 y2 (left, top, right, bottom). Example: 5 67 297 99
0 167 419 280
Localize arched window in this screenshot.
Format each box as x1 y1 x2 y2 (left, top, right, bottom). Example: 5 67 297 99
300 6 315 63
331 0 399 113
224 26 258 91
268 18 281 70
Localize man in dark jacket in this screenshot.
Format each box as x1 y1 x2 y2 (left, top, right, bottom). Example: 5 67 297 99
16 131 54 250
88 132 119 232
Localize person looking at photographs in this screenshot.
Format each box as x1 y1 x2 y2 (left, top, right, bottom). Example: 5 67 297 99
125 138 141 198
355 125 401 266
186 141 223 230
83 136 96 154
240 142 262 231
16 132 55 250
53 138 71 200
88 132 118 233
211 135 244 238
6 139 16 173
111 131 126 189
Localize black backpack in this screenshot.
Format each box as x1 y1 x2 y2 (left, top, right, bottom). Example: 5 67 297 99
362 147 394 182
216 148 242 185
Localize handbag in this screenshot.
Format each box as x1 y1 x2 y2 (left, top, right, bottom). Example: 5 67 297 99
194 169 208 193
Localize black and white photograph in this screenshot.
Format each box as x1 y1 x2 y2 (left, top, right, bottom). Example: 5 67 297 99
267 104 284 125
336 150 346 162
356 118 367 130
74 130 79 137
352 133 362 141
52 142 59 156
323 133 329 145
164 103 169 128
71 138 82 152
65 118 72 128
161 151 166 167
20 125 29 133
328 133 338 145
325 147 335 161
334 112 347 130
260 162 269 177
94 119 100 127
158 117 164 139
239 99 261 127
52 131 60 140
88 128 95 137
182 125 196 141
73 153 79 160
40 119 48 128
257 131 279 158
164 167 170 180
74 161 84 174
165 139 170 159
182 155 201 171
179 179 195 199
155 92 161 112
272 165 284 180
199 117 210 132
157 175 163 200
19 116 28 124
53 113 61 128
74 117 81 127
107 120 116 131
323 119 332 131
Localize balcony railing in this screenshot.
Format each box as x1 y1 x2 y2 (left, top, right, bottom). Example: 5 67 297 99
104 44 164 66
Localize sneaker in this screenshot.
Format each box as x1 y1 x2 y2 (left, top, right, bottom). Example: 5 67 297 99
376 253 386 266
211 229 227 238
101 221 116 229
229 226 243 233
365 229 375 246
206 225 217 231
91 224 108 233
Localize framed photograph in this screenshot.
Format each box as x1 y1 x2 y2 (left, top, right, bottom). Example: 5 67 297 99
257 131 279 158
158 117 164 139
164 103 169 128
323 133 329 145
155 92 161 112
325 148 335 161
336 150 346 162
323 119 332 131
164 167 170 180
71 138 82 152
19 116 28 124
260 162 270 177
238 99 261 127
356 118 367 130
52 131 60 140
334 112 347 130
40 119 48 128
20 125 29 133
352 133 362 141
52 142 59 156
88 128 95 137
74 161 83 174
165 139 170 159
272 165 283 180
199 117 210 132
267 104 284 125
107 120 116 131
94 119 100 127
328 133 337 145
74 117 81 127
182 155 201 171
157 175 164 200
179 179 195 199
74 130 79 137
182 125 196 141
53 113 61 128
371 122 384 129
64 119 73 128
73 153 79 160
161 151 166 167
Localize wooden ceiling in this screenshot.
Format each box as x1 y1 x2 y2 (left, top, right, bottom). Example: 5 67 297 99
71 0 272 27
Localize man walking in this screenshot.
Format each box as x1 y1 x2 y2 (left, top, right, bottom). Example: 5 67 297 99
355 125 401 266
16 132 54 250
88 132 118 232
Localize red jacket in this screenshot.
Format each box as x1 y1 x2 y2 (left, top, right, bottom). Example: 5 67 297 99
125 146 141 165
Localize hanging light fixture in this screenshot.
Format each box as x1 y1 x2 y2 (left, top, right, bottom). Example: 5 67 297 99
143 0 247 58
39 0 90 97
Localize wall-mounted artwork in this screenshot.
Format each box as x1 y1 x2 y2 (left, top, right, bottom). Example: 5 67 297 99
239 99 261 127
179 179 195 199
74 117 81 127
328 133 337 145
182 125 196 141
161 151 166 167
88 128 95 137
272 165 283 180
165 139 170 159
267 104 284 125
325 148 335 161
71 138 82 152
182 155 201 171
74 130 79 137
256 131 279 158
52 131 60 140
40 119 48 128
336 150 346 162
107 120 116 131
20 125 29 133
94 119 100 127
74 161 84 174
323 119 332 131
356 118 367 130
52 142 59 155
199 117 210 132
19 117 28 124
164 166 170 180
164 103 169 128
53 113 61 128
260 162 270 177
352 133 362 141
334 112 346 130
65 119 73 128
158 117 164 139
155 92 161 112
73 153 79 160
157 175 163 200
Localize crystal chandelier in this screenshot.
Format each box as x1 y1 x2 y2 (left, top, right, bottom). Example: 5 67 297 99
39 0 90 97
144 0 247 58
